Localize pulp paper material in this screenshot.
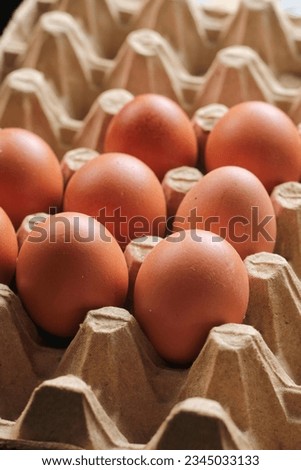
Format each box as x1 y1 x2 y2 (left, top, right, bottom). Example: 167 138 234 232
2 0 301 156
1 249 301 450
0 0 301 450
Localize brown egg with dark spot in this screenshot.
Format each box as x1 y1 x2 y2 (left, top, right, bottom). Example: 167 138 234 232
104 94 198 180
174 166 276 259
16 212 129 337
134 230 249 365
0 208 18 285
63 153 167 249
0 128 63 228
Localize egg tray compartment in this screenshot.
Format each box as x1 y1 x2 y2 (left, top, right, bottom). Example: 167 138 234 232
0 182 300 450
2 0 301 158
1 0 301 451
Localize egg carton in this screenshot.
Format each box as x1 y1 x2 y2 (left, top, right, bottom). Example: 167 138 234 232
1 0 301 451
0 182 300 450
2 0 301 157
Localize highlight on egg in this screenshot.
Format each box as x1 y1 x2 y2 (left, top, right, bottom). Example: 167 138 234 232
174 166 277 259
16 212 129 337
104 93 198 180
134 229 250 365
205 101 301 193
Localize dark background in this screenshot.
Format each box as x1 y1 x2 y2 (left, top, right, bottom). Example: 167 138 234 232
1 1 24 34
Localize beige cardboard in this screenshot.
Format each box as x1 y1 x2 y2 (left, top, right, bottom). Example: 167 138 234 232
0 0 301 450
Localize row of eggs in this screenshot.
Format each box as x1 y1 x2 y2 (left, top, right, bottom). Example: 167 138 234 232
0 94 300 365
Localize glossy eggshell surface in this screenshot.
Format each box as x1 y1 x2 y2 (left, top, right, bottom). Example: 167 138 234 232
205 101 301 193
134 230 249 365
0 208 18 285
0 128 64 228
63 153 167 249
104 94 198 180
16 212 129 337
174 166 276 259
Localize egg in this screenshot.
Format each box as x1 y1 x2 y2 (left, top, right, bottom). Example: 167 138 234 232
0 128 63 228
205 101 301 193
16 212 129 337
63 152 167 249
0 208 18 285
104 94 198 180
174 166 276 259
134 229 249 365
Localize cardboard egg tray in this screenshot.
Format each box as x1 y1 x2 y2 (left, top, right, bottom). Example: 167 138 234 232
1 0 301 450
2 0 301 157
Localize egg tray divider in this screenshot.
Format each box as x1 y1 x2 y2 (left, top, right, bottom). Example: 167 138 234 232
2 0 301 158
0 181 299 450
1 0 301 451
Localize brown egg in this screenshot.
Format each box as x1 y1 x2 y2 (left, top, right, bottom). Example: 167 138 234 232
205 101 301 193
0 208 18 285
0 128 63 228
174 166 276 259
63 153 167 249
104 94 198 180
134 230 249 365
16 212 129 337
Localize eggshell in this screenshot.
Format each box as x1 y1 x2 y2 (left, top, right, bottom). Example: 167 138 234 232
0 128 64 228
134 229 249 365
205 101 301 193
16 212 49 249
16 212 129 337
63 152 167 249
104 94 198 180
0 208 18 285
174 166 276 259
